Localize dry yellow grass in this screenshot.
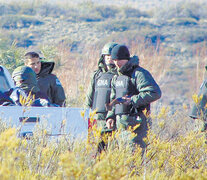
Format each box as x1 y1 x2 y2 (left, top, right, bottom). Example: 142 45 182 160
0 106 206 179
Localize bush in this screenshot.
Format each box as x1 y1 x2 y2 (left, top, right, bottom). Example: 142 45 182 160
176 29 207 43
36 3 67 18
39 45 61 67
145 32 166 45
167 17 198 26
94 6 118 19
0 15 43 29
0 42 25 72
154 2 207 24
19 4 36 16
0 3 20 16
96 18 155 32
75 13 103 22
0 30 37 47
97 19 130 32
121 7 150 18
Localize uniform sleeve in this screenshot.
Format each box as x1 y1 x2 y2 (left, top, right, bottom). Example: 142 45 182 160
51 75 66 106
130 69 162 108
190 80 207 120
85 72 96 108
9 88 27 106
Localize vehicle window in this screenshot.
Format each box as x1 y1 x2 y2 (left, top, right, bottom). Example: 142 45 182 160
0 73 10 92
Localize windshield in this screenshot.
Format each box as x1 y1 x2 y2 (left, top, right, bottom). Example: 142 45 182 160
0 67 10 92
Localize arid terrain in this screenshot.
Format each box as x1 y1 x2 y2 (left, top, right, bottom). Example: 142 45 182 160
0 0 207 109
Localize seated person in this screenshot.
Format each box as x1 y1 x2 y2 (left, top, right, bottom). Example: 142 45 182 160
1 66 58 107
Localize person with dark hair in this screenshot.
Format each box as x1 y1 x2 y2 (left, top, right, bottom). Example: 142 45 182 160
106 45 162 151
24 52 66 106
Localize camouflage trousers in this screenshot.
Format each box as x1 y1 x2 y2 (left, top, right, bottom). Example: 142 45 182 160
96 119 113 154
96 119 106 130
201 121 207 144
116 113 149 151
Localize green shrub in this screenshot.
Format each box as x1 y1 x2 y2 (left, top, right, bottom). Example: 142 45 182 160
96 18 155 32
0 2 68 17
75 13 103 22
154 2 207 24
145 32 166 44
0 3 20 16
97 19 129 32
36 3 67 18
0 42 25 72
68 3 107 22
167 17 198 26
94 6 118 19
176 29 207 43
0 15 43 29
121 7 150 18
19 4 36 16
0 30 37 47
40 45 60 64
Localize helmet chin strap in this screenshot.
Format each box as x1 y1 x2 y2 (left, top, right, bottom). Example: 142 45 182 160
106 64 116 69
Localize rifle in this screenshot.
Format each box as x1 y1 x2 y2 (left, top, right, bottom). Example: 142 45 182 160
105 96 151 116
105 97 128 111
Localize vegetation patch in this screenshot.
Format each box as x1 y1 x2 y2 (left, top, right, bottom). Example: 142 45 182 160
167 17 198 26
0 15 43 29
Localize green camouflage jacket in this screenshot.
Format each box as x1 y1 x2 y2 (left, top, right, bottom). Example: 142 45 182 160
106 56 162 121
85 56 117 120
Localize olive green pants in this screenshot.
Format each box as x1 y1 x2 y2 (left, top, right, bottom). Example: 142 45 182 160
116 113 148 150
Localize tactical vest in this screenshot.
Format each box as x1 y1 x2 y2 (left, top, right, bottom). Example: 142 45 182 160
92 72 114 113
115 75 137 115
190 79 207 120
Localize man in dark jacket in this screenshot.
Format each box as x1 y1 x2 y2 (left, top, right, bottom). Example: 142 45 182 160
106 45 162 150
24 52 66 106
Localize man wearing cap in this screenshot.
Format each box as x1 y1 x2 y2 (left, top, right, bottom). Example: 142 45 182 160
85 42 118 153
24 52 66 106
106 45 161 151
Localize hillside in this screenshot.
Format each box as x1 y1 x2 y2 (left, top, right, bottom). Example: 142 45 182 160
0 0 207 109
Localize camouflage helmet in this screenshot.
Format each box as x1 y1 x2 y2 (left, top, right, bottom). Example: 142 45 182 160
101 42 118 55
12 66 39 93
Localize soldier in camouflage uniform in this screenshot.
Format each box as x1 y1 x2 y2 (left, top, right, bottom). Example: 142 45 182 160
85 42 118 152
24 52 66 106
106 45 162 150
86 42 118 128
190 70 207 142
